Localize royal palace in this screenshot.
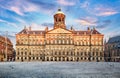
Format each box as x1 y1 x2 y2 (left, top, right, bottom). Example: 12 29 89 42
16 9 104 62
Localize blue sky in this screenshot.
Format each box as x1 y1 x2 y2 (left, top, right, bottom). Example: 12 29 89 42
0 0 120 46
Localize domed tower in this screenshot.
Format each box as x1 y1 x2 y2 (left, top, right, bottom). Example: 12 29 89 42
54 8 66 29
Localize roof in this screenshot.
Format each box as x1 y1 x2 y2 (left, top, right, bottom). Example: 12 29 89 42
74 29 101 35
17 29 45 35
18 29 28 34
91 29 101 34
74 31 91 35
108 36 120 43
17 27 102 36
55 8 64 14
29 31 45 34
0 35 13 45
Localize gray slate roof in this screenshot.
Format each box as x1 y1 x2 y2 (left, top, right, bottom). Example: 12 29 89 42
108 36 120 43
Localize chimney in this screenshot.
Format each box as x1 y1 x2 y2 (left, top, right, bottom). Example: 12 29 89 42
45 26 48 32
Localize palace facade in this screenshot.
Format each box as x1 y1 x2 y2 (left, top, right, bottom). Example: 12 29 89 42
0 35 14 61
16 9 104 62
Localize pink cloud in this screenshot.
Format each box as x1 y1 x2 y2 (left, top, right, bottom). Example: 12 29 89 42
1 0 39 16
57 0 75 6
10 7 24 16
96 11 118 16
91 6 119 16
75 17 97 26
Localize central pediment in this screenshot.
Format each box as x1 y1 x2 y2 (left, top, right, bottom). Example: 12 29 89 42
47 28 72 34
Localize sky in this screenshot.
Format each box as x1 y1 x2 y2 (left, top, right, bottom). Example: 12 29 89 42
0 0 120 47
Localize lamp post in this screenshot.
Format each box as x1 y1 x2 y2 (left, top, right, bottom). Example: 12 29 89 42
5 31 8 62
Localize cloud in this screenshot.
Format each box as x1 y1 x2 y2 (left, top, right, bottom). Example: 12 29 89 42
27 0 57 15
88 5 119 16
10 6 24 16
41 23 53 27
30 23 52 30
14 17 27 24
97 11 118 16
75 17 97 26
96 20 111 29
0 0 39 16
80 1 89 8
104 28 120 41
94 7 118 16
57 0 75 6
0 19 18 28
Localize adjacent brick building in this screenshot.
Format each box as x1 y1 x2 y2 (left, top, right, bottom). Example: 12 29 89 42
0 35 14 61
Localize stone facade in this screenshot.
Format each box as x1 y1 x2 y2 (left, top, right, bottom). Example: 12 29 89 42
0 35 14 61
16 9 104 62
104 36 120 62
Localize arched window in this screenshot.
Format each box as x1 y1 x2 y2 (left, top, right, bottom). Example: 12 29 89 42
59 18 61 22
29 57 31 60
21 52 23 55
33 57 35 60
17 52 19 55
17 57 19 60
56 18 57 22
71 57 73 61
77 52 79 55
25 57 27 60
55 57 57 61
67 57 69 61
36 57 38 60
25 52 27 55
29 52 31 55
50 57 52 61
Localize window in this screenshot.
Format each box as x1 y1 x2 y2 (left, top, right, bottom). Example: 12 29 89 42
21 52 23 55
36 57 38 60
81 52 83 56
77 52 79 55
25 52 27 55
55 57 57 61
96 52 98 56
25 57 27 59
18 52 19 55
29 57 31 60
17 57 19 60
55 40 57 44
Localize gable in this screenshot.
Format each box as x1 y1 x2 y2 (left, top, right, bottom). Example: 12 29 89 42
47 28 72 34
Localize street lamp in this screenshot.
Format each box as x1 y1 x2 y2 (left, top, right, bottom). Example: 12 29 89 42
5 31 8 62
